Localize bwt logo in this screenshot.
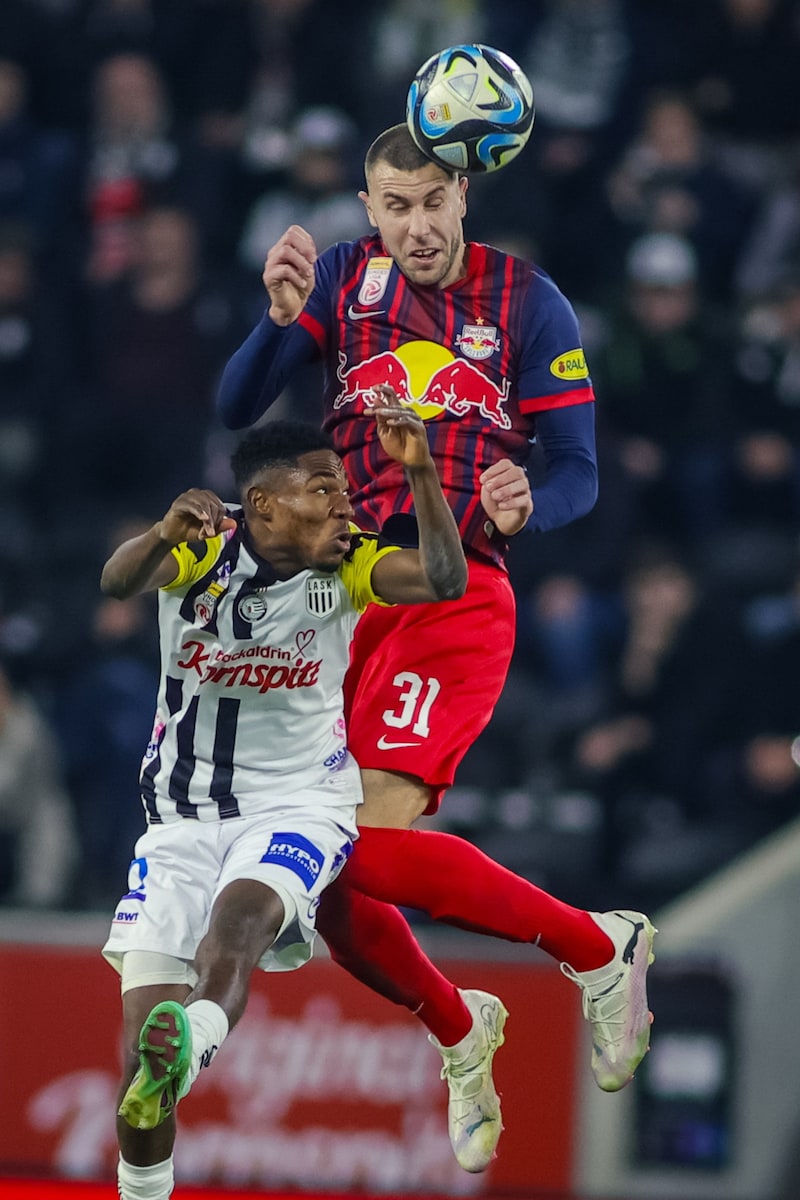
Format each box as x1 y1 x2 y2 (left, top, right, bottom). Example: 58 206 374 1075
113 910 139 924
261 832 323 890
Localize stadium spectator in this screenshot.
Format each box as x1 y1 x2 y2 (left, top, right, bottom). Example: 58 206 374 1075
53 584 159 910
78 0 196 87
473 0 690 300
736 153 800 301
724 568 800 839
0 662 78 909
81 52 185 284
232 105 367 426
185 0 364 183
680 0 800 187
72 204 247 519
591 231 732 543
238 106 365 277
727 272 800 535
604 88 757 300
0 55 80 264
562 544 749 903
358 0 486 135
0 221 80 524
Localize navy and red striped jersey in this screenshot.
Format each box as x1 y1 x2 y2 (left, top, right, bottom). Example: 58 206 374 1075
218 233 596 564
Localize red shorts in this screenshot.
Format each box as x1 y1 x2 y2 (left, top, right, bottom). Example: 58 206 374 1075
344 558 516 814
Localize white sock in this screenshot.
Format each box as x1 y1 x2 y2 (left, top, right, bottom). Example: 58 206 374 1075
117 1154 173 1200
182 998 230 1096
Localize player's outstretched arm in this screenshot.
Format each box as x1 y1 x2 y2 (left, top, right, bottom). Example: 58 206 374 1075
369 386 467 605
262 224 317 326
101 489 236 599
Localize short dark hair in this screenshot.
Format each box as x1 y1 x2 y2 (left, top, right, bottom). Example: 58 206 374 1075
364 123 458 181
230 421 336 490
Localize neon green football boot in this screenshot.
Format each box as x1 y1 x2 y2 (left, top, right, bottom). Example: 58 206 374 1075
118 1000 192 1130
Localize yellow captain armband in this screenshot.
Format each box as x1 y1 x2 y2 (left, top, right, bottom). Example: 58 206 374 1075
163 533 226 590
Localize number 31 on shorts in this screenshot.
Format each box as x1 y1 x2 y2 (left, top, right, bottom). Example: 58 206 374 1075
382 672 441 738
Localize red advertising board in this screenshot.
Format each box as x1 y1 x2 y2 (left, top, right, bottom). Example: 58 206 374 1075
0 943 580 1195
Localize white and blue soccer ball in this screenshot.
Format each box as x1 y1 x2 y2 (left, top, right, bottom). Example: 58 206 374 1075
406 44 535 174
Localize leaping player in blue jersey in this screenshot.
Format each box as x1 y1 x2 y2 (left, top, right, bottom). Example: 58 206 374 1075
217 122 657 1174
102 393 469 1200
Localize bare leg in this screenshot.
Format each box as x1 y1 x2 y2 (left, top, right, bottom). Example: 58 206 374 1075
357 768 429 828
117 983 190 1168
117 879 285 1150
190 878 285 1027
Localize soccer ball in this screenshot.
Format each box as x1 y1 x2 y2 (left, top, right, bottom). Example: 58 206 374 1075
406 44 534 174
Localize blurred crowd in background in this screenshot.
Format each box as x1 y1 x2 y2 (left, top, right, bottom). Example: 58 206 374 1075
1 0 799 921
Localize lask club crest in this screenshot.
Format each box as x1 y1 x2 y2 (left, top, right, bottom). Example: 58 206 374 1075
306 577 337 617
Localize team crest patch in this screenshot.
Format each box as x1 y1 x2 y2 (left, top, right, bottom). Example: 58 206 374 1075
456 322 500 360
357 257 392 306
306 576 337 616
238 591 268 622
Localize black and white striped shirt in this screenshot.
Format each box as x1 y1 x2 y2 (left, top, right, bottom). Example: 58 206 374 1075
140 513 398 824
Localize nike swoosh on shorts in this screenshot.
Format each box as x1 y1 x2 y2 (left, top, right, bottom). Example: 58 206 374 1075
377 735 421 750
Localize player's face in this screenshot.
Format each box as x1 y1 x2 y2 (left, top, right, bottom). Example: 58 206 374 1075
258 450 354 575
360 163 469 289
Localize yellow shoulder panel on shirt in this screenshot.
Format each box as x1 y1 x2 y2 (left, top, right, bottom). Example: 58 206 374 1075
162 533 225 590
339 526 402 612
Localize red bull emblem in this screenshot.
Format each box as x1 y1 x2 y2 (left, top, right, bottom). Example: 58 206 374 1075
334 349 511 430
334 351 414 409
456 323 500 361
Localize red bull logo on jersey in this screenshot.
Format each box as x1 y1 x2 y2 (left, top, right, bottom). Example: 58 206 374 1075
549 349 588 379
177 639 321 692
456 322 500 361
334 339 511 429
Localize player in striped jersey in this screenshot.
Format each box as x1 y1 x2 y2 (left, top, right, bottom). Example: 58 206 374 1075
103 393 469 1200
217 124 656 1172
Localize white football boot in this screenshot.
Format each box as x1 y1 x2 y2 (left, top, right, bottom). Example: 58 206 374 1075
429 988 508 1172
561 909 657 1092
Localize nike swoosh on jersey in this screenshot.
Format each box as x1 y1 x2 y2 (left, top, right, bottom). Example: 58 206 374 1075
347 305 385 321
377 735 421 750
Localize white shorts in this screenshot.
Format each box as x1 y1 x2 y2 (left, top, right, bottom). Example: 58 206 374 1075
102 801 358 978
